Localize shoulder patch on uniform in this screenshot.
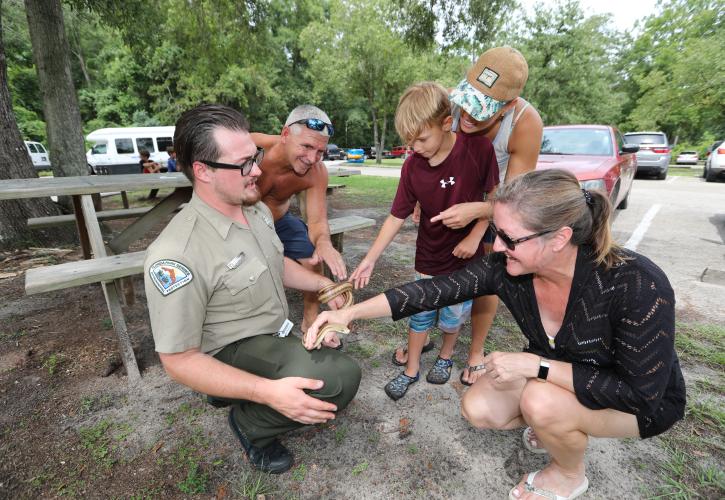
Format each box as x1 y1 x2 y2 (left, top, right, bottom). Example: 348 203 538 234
149 259 193 296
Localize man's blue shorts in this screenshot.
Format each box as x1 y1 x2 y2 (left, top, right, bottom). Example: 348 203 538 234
274 212 315 260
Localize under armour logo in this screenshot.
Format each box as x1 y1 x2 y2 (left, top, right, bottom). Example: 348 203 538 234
440 177 455 188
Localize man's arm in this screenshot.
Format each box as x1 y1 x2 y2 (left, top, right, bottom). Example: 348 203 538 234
159 348 338 424
503 105 543 182
250 132 281 150
304 164 347 279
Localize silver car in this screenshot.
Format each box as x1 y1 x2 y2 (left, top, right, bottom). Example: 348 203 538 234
623 131 671 179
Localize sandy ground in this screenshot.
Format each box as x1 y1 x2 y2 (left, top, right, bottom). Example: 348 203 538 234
0 191 721 499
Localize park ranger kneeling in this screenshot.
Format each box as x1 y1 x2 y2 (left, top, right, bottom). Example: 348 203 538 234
144 103 361 474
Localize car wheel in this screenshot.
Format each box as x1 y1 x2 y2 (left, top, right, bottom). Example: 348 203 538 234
705 166 717 182
656 169 667 180
617 188 630 209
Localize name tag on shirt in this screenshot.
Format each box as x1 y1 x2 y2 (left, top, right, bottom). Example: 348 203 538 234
275 319 293 338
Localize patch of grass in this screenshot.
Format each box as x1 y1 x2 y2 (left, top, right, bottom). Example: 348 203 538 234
101 318 113 330
129 484 164 499
346 342 377 359
232 469 276 499
42 352 63 375
291 464 307 481
0 330 26 342
675 322 725 367
334 425 348 445
668 166 703 177
653 444 724 499
408 445 418 454
79 420 113 467
337 175 399 206
687 398 725 433
351 461 369 476
177 461 208 494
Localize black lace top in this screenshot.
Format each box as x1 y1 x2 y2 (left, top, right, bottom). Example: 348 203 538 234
384 247 686 438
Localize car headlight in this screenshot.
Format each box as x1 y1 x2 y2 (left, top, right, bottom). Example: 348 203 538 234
579 179 606 192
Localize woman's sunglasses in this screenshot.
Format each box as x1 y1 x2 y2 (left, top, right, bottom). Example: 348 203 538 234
490 222 553 251
200 147 264 176
293 118 334 137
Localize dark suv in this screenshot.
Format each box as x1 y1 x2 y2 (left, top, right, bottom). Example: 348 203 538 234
623 131 671 179
324 144 344 161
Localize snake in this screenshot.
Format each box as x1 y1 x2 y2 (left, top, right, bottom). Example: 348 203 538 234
308 282 355 348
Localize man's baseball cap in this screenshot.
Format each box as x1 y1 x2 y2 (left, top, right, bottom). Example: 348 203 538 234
449 47 529 122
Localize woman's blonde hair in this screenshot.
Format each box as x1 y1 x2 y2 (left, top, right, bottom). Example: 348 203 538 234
394 82 451 144
495 169 627 268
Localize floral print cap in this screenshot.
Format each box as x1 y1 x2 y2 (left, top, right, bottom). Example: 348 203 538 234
449 79 506 122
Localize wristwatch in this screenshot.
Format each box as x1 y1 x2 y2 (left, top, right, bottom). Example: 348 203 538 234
537 358 550 381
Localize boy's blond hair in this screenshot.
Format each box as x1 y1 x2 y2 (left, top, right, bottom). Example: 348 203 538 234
394 82 451 144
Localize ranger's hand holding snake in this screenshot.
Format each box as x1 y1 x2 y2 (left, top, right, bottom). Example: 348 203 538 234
304 282 355 350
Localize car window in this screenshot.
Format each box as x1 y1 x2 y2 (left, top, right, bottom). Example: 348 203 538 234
157 137 173 153
27 143 38 153
136 137 155 152
615 131 624 152
623 133 666 145
115 138 134 154
541 128 613 156
91 142 108 155
36 143 47 153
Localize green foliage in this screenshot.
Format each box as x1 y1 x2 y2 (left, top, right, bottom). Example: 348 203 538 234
3 0 722 152
177 462 208 494
516 0 626 126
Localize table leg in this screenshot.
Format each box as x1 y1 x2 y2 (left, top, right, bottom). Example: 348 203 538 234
108 187 192 254
72 195 92 259
79 195 141 383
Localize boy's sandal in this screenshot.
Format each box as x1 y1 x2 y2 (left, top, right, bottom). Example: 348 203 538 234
384 371 419 401
425 356 453 384
508 470 589 500
459 363 486 386
522 427 548 454
391 340 435 366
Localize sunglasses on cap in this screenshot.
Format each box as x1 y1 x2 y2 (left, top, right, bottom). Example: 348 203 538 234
293 118 334 137
490 221 553 251
199 148 264 176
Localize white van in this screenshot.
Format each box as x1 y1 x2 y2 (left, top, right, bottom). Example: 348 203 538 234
86 126 174 175
24 141 51 171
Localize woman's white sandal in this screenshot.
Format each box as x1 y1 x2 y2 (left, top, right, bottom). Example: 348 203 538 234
508 470 589 500
522 427 548 454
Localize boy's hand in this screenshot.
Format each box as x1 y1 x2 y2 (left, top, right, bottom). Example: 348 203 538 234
349 257 376 289
431 202 480 229
412 202 421 225
452 234 478 259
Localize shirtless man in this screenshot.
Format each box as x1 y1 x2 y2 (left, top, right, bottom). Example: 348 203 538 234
252 105 347 331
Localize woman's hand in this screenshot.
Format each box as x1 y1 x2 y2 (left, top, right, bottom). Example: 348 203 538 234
484 352 540 383
303 309 354 350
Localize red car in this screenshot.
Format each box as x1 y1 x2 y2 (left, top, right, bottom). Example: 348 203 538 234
536 125 638 210
385 145 413 159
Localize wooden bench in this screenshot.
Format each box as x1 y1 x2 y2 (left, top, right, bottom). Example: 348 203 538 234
326 183 346 195
25 215 376 295
28 204 188 229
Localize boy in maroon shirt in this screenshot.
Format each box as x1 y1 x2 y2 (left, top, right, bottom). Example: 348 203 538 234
350 82 499 400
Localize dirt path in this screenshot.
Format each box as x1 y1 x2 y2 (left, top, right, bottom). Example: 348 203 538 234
0 194 722 499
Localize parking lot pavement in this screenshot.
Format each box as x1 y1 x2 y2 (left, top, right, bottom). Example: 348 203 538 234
612 176 725 322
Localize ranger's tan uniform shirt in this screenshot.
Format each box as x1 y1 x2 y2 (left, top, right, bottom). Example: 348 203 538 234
144 193 288 355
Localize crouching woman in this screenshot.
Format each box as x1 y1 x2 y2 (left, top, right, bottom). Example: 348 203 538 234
304 169 686 499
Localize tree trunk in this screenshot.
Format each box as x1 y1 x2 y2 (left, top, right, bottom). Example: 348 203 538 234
24 0 87 179
0 3 72 249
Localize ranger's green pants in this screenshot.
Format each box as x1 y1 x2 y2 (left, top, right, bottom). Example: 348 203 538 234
214 334 361 447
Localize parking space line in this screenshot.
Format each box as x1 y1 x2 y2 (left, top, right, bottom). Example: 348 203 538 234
624 204 662 251
666 176 678 184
